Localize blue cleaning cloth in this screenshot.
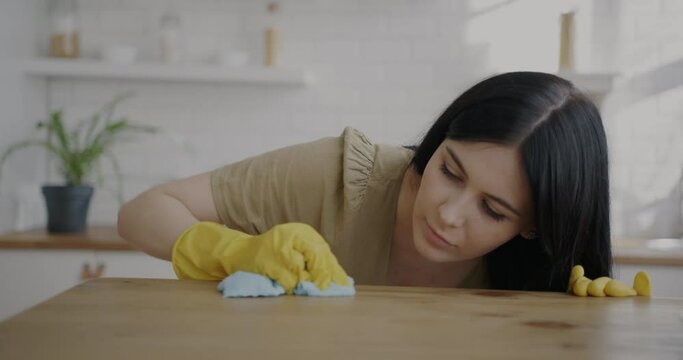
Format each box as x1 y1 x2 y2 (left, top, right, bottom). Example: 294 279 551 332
292 277 356 297
217 271 285 297
217 271 356 298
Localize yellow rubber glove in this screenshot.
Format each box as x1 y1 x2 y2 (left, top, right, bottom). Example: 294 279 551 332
172 221 350 294
568 265 651 297
632 271 651 296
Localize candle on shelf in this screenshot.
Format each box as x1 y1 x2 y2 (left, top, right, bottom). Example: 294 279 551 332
559 11 576 72
265 2 280 67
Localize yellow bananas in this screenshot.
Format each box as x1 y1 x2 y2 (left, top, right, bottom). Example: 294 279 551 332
568 265 651 297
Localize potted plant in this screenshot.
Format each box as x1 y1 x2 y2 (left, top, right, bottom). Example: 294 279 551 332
0 93 156 233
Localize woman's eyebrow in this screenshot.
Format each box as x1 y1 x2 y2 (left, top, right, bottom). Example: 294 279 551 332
445 146 468 178
445 146 522 217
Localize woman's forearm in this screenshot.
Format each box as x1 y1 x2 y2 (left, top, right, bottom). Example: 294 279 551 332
117 187 199 261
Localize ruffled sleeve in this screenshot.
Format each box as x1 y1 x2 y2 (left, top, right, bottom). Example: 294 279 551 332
337 127 414 285
341 127 376 212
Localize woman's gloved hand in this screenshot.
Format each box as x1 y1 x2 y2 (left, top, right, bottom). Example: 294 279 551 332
172 222 350 294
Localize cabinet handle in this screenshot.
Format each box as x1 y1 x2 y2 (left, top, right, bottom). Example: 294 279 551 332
81 262 106 280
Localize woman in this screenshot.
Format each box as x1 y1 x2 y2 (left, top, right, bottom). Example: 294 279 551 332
118 71 611 293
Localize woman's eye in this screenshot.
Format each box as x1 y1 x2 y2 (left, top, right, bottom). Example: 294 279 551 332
439 162 463 183
440 162 505 222
482 200 505 222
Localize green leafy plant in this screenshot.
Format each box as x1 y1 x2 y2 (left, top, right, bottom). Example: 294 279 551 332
0 92 156 202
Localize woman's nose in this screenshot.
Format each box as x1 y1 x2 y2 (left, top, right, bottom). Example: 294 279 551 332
438 193 472 228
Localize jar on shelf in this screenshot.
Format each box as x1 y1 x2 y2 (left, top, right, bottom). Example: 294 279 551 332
159 9 183 63
49 0 80 58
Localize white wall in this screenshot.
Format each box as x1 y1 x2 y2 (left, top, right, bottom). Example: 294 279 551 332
0 0 681 241
0 0 47 232
598 1 683 239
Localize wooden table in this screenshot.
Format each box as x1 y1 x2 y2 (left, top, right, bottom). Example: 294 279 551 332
0 279 681 359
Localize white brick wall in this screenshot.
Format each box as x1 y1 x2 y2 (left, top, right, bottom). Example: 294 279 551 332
0 0 681 240
0 0 48 232
599 1 683 239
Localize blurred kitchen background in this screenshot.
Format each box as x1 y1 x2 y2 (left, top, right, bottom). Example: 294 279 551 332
0 0 681 319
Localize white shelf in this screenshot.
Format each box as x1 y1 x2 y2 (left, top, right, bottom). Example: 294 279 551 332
558 71 619 95
23 58 314 86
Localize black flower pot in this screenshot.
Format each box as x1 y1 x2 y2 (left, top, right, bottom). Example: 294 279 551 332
41 185 94 233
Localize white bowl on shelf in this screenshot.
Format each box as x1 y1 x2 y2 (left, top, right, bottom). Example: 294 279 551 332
217 50 249 68
101 45 138 65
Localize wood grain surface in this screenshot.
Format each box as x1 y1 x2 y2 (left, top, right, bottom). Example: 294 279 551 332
0 278 681 359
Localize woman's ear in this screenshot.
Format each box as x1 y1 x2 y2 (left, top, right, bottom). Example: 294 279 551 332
520 230 537 240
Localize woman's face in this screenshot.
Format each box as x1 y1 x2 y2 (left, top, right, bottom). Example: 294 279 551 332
412 139 535 263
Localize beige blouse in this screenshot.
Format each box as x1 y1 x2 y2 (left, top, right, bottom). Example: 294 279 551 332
210 127 486 287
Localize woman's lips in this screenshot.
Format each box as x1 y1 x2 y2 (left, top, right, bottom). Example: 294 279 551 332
425 223 455 248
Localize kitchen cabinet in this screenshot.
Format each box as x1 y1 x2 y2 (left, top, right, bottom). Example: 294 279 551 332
0 227 175 322
612 237 683 297
0 249 94 322
613 264 683 298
